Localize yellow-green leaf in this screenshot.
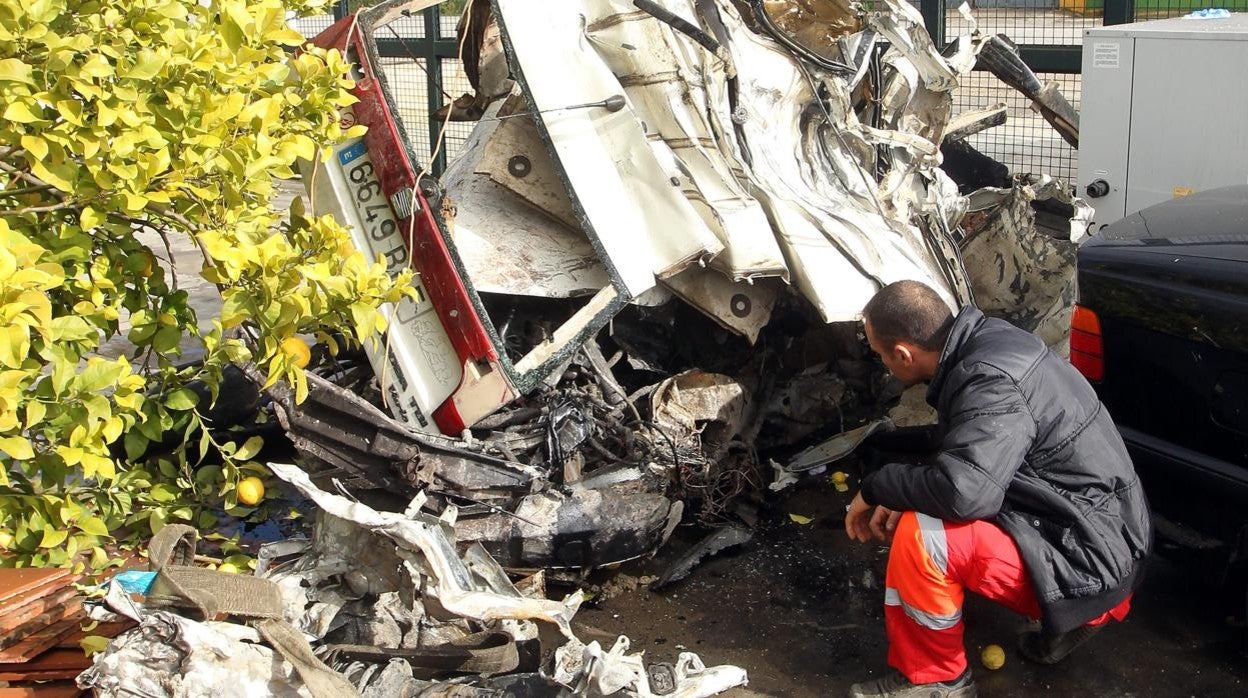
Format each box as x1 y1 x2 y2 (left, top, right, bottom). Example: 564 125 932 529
0 325 30 368
80 206 103 230
77 516 111 537
124 49 166 80
4 101 42 123
24 401 46 428
164 388 199 411
0 58 34 85
789 513 813 525
0 436 35 460
233 435 263 461
39 527 68 549
20 135 47 161
30 158 74 191
79 54 113 79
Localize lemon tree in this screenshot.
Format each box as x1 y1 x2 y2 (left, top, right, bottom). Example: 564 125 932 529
0 0 414 568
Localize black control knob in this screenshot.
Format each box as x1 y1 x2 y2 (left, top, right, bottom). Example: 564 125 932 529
1086 179 1110 198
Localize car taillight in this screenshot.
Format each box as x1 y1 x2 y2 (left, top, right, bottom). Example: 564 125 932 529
1070 304 1104 382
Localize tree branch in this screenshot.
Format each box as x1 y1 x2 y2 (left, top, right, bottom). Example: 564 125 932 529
111 213 181 292
0 200 80 216
0 158 65 201
0 184 56 198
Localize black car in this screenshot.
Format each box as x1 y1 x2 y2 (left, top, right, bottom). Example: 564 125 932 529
1074 185 1248 591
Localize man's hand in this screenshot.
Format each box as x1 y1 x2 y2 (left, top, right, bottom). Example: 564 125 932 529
845 491 902 543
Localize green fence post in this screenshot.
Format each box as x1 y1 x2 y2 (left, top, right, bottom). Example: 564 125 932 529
1104 0 1134 25
425 7 449 176
921 0 946 48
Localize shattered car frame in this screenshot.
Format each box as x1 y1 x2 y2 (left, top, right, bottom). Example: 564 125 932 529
298 0 1029 436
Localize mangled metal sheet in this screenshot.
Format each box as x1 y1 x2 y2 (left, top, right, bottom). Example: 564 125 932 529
555 636 748 697
977 34 1079 148
83 464 747 697
960 175 1090 352
442 102 610 299
578 0 789 282
452 485 682 568
81 612 311 698
753 0 862 64
270 462 586 636
477 0 976 322
661 268 779 343
494 0 726 298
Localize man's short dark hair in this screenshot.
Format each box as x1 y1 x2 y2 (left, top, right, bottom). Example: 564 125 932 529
862 280 954 351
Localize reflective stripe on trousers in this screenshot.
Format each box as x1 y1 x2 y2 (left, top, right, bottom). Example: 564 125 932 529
884 511 977 684
882 511 1131 685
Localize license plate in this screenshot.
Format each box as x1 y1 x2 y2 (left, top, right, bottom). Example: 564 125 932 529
324 139 459 430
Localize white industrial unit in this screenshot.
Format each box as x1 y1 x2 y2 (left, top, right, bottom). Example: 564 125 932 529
1079 14 1248 228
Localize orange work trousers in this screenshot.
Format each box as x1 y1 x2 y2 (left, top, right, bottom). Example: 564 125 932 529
884 511 1131 684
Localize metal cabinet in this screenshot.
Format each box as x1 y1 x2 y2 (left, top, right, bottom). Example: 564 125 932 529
1079 15 1248 228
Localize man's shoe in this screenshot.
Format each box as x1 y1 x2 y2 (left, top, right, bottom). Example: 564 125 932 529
1017 623 1104 665
849 669 976 698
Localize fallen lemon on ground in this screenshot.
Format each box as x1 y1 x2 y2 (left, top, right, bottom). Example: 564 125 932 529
217 562 240 574
981 644 1005 670
831 471 850 492
281 336 312 369
237 476 265 506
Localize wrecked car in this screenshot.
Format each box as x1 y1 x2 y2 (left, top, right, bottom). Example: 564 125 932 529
271 0 1097 574
299 0 985 439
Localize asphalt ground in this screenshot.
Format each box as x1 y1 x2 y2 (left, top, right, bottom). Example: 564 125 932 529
572 476 1248 697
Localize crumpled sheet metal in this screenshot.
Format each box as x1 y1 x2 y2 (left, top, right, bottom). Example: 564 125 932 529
475 0 978 324
703 0 974 320
442 99 611 300
494 0 726 298
268 462 585 638
960 176 1088 352
650 524 753 590
581 0 789 282
452 485 681 569
759 0 861 60
785 418 893 473
86 466 745 697
649 370 748 448
555 636 748 697
80 611 308 698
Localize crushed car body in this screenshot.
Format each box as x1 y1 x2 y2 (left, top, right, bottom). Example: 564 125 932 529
297 0 1016 439
278 0 1092 593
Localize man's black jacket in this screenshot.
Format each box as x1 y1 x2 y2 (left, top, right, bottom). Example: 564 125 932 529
860 307 1152 634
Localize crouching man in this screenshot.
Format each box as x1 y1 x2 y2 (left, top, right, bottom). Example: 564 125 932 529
846 280 1151 698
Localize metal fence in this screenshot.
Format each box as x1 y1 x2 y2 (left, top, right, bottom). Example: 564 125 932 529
938 0 1232 181
293 0 1235 183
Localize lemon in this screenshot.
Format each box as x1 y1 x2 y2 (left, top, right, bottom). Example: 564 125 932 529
217 562 240 574
280 336 312 369
237 476 265 506
831 471 850 492
981 644 1006 671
